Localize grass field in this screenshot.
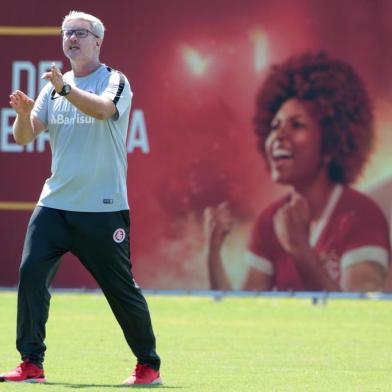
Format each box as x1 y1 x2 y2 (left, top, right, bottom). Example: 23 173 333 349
0 291 392 391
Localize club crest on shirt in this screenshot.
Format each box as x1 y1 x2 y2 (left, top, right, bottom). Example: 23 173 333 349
113 228 126 243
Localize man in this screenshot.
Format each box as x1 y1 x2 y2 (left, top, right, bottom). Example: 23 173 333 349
0 11 161 385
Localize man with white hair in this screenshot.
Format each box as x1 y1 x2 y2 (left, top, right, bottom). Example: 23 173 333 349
0 11 161 385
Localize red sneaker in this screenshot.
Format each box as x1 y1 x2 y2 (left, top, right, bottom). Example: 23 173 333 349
123 363 162 385
0 359 46 383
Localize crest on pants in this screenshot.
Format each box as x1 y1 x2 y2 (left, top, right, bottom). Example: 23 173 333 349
113 228 126 243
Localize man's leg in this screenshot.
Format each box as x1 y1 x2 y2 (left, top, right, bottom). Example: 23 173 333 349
70 210 160 369
16 206 70 366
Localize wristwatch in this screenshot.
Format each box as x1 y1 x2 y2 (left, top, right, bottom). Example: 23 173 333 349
58 82 72 96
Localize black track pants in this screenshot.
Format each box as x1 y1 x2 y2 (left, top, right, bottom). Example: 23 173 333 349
16 206 160 369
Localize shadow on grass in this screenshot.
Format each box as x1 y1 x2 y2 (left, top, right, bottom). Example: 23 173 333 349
44 383 183 389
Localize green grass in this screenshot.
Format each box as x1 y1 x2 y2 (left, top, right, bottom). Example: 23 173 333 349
1 292 392 391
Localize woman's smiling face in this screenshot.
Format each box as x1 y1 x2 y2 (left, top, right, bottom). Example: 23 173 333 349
264 98 326 187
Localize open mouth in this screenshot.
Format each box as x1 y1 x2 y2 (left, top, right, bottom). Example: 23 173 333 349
271 147 293 161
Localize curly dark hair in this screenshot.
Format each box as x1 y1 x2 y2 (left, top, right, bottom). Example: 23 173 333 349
254 51 374 184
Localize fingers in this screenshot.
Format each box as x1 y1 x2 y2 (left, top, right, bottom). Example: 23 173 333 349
273 207 289 234
287 193 311 223
51 62 61 75
274 194 311 253
9 90 34 112
41 71 52 81
204 206 213 219
211 203 233 232
10 90 24 100
289 193 305 208
41 63 62 83
218 201 229 209
9 92 19 106
204 202 233 233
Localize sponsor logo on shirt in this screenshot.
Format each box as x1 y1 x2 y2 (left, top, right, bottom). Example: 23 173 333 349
49 113 94 125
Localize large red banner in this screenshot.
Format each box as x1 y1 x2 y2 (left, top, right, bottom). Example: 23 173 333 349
1 0 392 289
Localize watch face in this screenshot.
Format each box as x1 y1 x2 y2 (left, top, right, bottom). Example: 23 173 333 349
60 83 71 96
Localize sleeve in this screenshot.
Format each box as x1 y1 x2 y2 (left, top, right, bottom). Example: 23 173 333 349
338 201 390 271
245 204 283 275
31 82 52 126
101 71 133 120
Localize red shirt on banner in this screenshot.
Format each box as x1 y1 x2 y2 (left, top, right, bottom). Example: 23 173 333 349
247 185 390 291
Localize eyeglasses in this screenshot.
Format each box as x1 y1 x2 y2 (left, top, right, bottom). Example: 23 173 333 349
62 29 100 39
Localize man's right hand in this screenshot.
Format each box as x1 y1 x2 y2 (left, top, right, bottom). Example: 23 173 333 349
9 90 46 146
9 90 35 116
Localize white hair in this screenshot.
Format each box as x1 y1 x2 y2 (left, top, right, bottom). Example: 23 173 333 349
62 11 105 39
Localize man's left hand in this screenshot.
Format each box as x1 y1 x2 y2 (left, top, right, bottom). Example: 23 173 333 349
41 63 64 93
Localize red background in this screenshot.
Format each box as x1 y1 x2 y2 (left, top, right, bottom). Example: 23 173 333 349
1 0 392 289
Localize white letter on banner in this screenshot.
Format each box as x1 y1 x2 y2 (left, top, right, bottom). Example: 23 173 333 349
1 108 23 152
127 110 150 153
25 140 34 152
12 61 36 98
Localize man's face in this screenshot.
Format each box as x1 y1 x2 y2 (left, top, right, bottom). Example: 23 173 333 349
62 19 101 62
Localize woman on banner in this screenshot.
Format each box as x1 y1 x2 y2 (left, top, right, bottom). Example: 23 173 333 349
205 51 390 292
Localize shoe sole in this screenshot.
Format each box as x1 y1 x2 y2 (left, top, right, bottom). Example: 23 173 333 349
5 378 47 383
152 377 162 385
123 376 163 385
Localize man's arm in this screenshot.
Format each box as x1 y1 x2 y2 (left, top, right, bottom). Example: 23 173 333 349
65 87 116 120
10 90 46 145
42 64 116 120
